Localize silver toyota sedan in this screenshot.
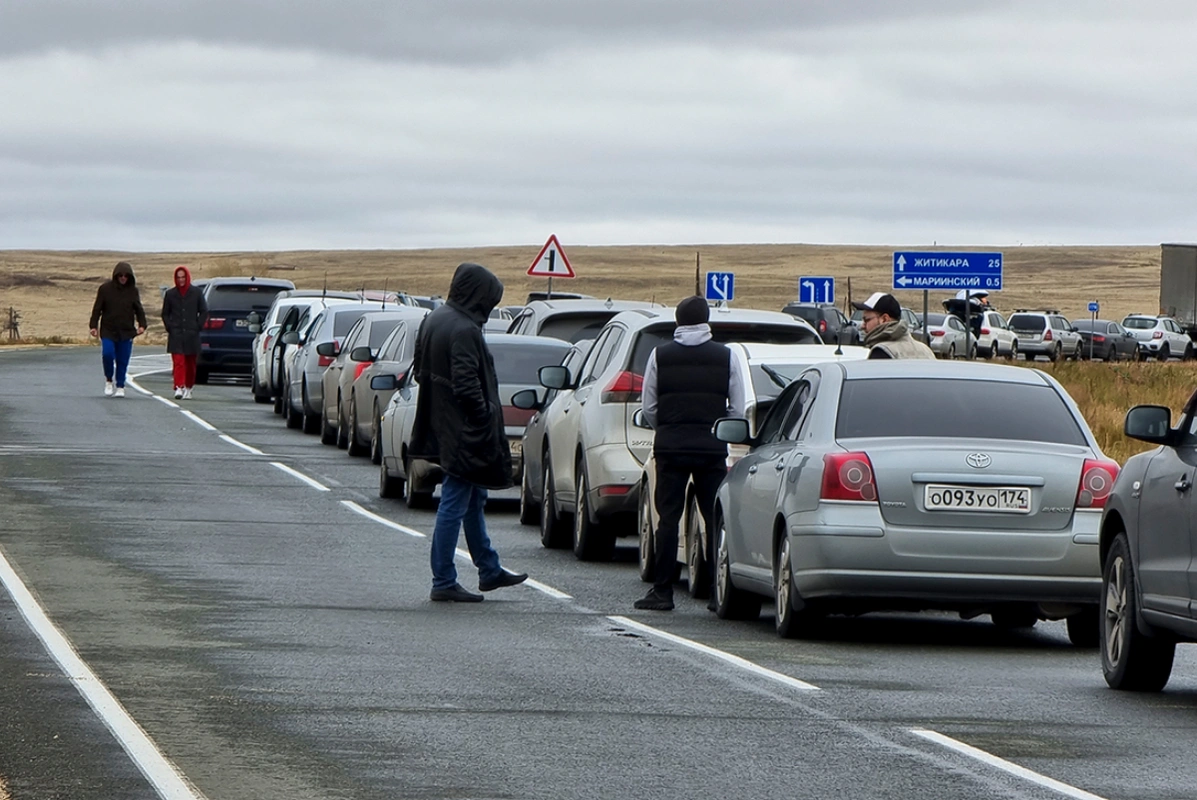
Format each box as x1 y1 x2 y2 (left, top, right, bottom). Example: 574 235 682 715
711 359 1118 645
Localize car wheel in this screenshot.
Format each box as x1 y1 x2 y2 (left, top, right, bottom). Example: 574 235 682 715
301 382 320 434
990 605 1038 630
774 536 814 639
573 461 614 561
251 368 271 403
1158 344 1170 362
540 455 570 549
945 343 955 360
1006 341 1018 362
369 402 383 465
1137 348 1148 362
968 343 977 360
1102 533 1175 691
379 461 404 499
987 340 999 359
322 397 340 445
346 396 366 456
685 495 710 599
334 396 350 449
1066 606 1100 648
637 480 655 583
519 460 540 526
284 385 302 429
1184 344 1194 362
404 455 433 509
195 366 209 385
714 512 761 621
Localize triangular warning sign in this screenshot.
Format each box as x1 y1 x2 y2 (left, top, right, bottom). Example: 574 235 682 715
527 234 575 278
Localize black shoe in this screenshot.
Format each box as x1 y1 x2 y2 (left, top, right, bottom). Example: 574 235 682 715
634 589 674 611
478 570 528 592
430 583 484 603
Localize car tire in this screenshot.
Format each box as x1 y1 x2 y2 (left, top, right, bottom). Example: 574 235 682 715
284 385 302 429
519 461 540 526
1158 344 1170 362
774 536 815 639
334 397 350 449
945 343 955 360
968 343 977 360
251 369 272 404
573 462 614 561
1102 533 1176 691
195 366 209 385
637 479 655 583
1047 344 1059 362
987 340 999 359
686 495 710 599
346 396 367 456
1066 606 1100 648
990 606 1038 630
379 461 404 499
322 399 339 446
369 402 383 465
301 382 320 434
540 456 570 549
1006 341 1018 362
714 512 761 621
1184 344 1194 362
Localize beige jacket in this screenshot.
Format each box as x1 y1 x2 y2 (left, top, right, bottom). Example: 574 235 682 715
864 321 937 359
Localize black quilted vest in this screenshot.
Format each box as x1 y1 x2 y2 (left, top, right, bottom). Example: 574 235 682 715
653 339 731 457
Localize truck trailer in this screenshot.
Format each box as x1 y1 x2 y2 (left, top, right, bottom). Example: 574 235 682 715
1160 243 1197 337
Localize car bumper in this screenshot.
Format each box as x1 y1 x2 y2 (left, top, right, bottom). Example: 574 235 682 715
198 346 254 372
585 442 642 522
1139 340 1164 353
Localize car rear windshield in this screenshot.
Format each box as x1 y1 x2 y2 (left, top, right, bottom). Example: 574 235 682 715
333 310 373 337
491 342 572 384
207 285 289 312
369 320 404 349
1071 320 1104 332
836 378 1088 445
782 306 821 323
629 323 819 374
1122 317 1156 330
538 313 618 343
1008 314 1047 332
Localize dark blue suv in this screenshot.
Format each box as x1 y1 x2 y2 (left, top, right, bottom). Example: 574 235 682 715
197 277 295 383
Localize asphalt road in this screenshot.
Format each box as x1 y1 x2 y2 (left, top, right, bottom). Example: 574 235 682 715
1 346 1196 800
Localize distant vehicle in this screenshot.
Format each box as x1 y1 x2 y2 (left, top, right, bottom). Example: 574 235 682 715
974 309 1020 359
779 302 861 345
711 359 1114 644
1071 319 1141 362
1100 393 1197 690
919 313 972 359
525 290 593 303
248 290 361 404
1121 315 1193 361
1158 243 1197 336
408 295 444 311
485 306 513 333
196 277 295 383
506 298 660 343
1007 310 1083 362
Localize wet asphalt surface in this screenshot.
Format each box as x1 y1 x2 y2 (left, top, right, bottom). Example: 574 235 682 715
1 346 1197 800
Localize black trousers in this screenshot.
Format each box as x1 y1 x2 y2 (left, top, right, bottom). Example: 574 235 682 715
652 453 727 595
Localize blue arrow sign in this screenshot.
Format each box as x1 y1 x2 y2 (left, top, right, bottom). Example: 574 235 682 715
892 251 1003 291
705 271 735 302
1088 301 1099 313
799 276 835 304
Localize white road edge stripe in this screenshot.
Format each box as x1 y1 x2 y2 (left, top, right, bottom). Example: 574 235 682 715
341 501 426 538
607 615 820 692
270 461 330 492
178 410 217 432
439 549 573 600
153 396 180 409
0 548 206 800
910 728 1108 800
218 435 264 456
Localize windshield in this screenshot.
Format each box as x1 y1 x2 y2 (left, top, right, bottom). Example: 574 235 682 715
207 285 289 312
490 341 573 384
629 323 819 374
1122 317 1156 330
538 313 619 343
782 306 821 323
1008 314 1047 331
333 310 373 337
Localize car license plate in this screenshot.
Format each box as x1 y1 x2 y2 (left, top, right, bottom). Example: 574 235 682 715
235 319 249 327
509 440 522 457
925 484 1030 513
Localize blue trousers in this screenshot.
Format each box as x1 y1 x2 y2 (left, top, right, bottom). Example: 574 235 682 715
101 338 134 387
430 473 503 591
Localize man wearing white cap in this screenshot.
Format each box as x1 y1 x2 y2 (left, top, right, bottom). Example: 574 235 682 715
852 292 936 360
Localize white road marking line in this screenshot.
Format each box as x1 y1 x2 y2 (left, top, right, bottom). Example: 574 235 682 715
218 435 264 456
910 729 1107 800
607 615 821 692
0 548 207 800
178 410 217 432
126 379 154 396
340 501 426 538
443 550 573 600
269 461 330 491
154 396 180 409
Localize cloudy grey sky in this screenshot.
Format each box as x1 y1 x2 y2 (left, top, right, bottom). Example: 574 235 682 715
1 1 1193 250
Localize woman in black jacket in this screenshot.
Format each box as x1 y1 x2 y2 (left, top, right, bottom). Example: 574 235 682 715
161 266 208 399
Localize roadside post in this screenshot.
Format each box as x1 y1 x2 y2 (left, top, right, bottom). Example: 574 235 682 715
798 276 835 305
1089 300 1099 360
527 234 575 299
893 251 1003 359
705 271 735 307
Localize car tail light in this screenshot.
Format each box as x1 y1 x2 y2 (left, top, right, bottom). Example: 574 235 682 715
318 354 334 367
1076 459 1119 509
821 452 878 502
502 405 535 427
1092 335 1106 343
353 362 371 381
263 334 274 351
1153 331 1164 339
980 327 991 335
203 317 225 330
602 371 643 403
1043 329 1052 341
930 329 945 337
818 319 827 333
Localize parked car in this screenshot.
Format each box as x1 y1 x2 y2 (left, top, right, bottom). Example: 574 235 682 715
248 291 361 404
779 302 861 345
485 306 513 333
1007 310 1083 362
319 309 425 450
637 342 871 597
279 302 386 433
1121 314 1193 361
525 291 592 303
710 359 1116 644
377 334 572 508
196 277 295 382
258 295 364 413
974 310 1020 359
919 313 973 359
1100 395 1197 690
348 311 428 464
1071 319 1141 362
533 306 821 561
507 298 660 343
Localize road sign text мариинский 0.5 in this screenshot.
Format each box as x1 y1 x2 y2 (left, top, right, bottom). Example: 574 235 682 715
892 252 1003 291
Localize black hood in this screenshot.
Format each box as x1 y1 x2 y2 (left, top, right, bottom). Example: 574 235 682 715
112 261 136 287
446 262 503 326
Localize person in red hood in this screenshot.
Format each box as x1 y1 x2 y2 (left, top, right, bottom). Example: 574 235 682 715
161 266 208 399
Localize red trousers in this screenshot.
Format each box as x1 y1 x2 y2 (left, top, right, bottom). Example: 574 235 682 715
172 353 197 388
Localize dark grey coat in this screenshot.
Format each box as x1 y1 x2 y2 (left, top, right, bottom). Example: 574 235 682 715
161 287 208 355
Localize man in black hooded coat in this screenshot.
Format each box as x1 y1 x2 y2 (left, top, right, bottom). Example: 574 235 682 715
409 263 528 602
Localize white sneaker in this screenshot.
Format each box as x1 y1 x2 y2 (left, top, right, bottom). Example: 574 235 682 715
104 381 115 397
174 387 184 399
114 387 125 398
183 387 193 400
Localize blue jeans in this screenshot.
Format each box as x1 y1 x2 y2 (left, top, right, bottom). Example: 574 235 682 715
430 473 503 591
101 338 134 387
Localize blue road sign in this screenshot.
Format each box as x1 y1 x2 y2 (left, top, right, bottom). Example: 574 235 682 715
705 271 735 302
892 251 1003 291
799 276 835 304
1088 301 1100 313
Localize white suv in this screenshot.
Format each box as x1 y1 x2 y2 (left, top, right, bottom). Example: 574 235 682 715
1007 310 1083 362
536 306 820 561
1121 315 1193 361
976 310 1020 359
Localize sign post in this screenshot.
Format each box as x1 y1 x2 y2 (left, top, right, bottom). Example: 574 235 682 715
1088 300 1099 360
798 276 835 305
527 234 575 299
705 271 735 304
893 251 1003 359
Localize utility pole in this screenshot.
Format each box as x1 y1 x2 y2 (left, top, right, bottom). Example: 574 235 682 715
5 307 20 340
695 251 700 296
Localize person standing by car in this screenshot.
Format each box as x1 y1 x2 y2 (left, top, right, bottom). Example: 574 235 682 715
409 262 528 603
88 261 148 398
853 292 935 360
161 265 208 400
635 296 747 612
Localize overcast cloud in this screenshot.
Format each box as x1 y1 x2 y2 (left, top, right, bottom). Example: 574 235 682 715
1 1 1194 249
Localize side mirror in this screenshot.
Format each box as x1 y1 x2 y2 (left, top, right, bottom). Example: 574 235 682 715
1125 405 1175 445
511 388 541 410
246 312 262 326
248 323 262 334
632 408 652 429
370 374 398 391
280 331 300 345
539 365 571 390
349 346 374 363
315 341 339 358
712 417 752 445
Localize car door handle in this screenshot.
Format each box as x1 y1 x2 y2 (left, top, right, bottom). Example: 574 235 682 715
775 460 787 471
747 465 758 474
1176 475 1192 492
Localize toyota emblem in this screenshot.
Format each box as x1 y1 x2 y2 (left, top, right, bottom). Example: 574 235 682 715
966 453 992 469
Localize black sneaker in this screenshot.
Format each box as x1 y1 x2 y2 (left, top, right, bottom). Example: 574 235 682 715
634 589 674 611
430 583 484 603
478 570 529 592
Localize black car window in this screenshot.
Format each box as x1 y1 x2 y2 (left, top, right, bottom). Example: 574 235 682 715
578 328 615 386
340 319 367 352
538 313 619 343
369 319 404 349
333 310 371 338
1008 314 1046 332
629 322 818 375
1109 323 1121 335
301 311 323 340
756 381 804 445
837 378 1088 445
782 306 821 324
781 380 814 440
490 342 573 384
207 285 289 311
581 328 625 385
748 363 804 401
379 324 407 360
